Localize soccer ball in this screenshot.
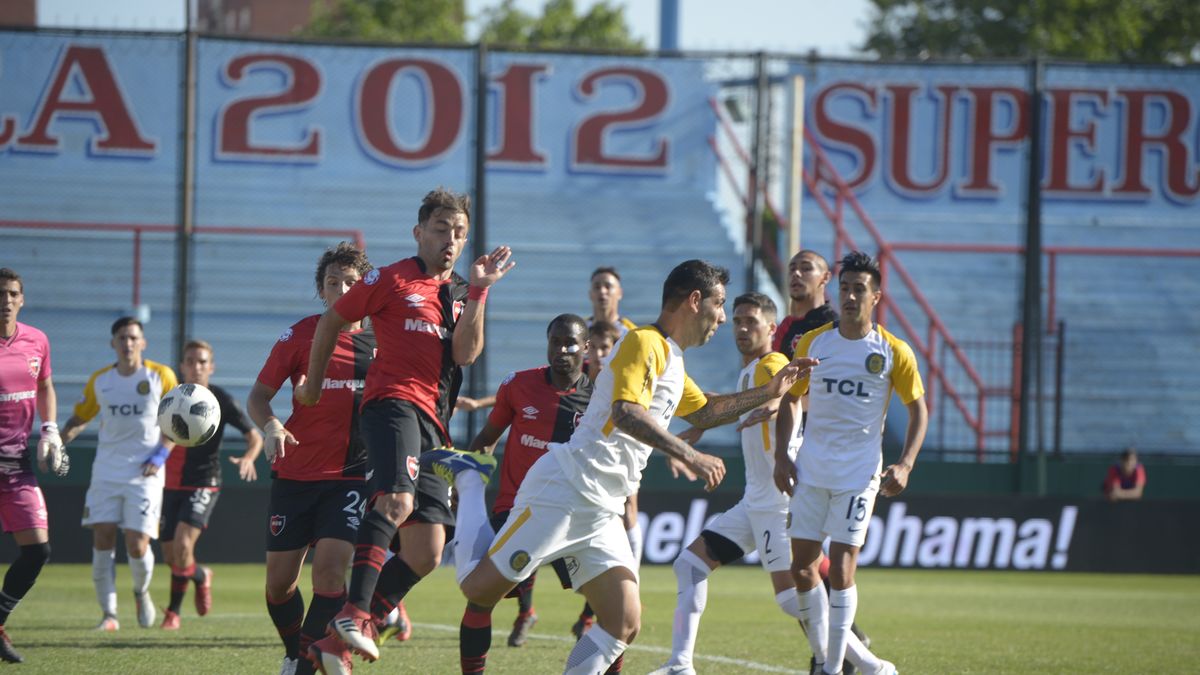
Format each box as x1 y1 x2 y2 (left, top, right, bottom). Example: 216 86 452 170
157 383 221 447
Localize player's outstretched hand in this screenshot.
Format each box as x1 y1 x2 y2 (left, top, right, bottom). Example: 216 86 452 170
686 452 725 492
293 374 320 407
456 396 482 412
773 455 797 496
230 454 258 482
879 461 912 497
736 405 777 431
666 455 698 482
263 418 297 462
767 357 819 398
470 245 516 288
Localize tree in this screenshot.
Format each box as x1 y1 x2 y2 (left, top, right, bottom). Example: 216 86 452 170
862 0 1200 63
302 0 467 43
301 0 642 51
478 0 644 50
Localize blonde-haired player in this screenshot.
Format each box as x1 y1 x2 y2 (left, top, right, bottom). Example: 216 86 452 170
62 317 178 631
774 251 926 675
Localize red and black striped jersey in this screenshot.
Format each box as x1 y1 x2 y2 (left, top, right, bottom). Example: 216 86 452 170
773 305 838 359
164 384 254 489
256 315 373 482
489 367 592 514
333 257 468 438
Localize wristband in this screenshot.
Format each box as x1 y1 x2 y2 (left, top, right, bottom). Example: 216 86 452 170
468 285 489 302
146 443 170 468
41 422 59 434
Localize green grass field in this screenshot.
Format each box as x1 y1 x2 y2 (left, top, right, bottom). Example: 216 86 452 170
5 563 1198 673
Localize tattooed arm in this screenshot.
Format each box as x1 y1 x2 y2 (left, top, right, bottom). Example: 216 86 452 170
612 400 725 491
681 356 818 430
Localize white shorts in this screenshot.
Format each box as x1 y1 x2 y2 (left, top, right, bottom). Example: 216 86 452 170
704 500 791 572
82 477 163 538
487 455 637 591
786 477 880 547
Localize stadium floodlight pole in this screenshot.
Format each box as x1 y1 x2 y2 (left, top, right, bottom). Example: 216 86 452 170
466 40 489 440
1018 57 1045 496
173 0 198 367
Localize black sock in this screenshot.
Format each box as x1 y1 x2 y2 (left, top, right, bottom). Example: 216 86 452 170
347 511 397 612
604 651 625 674
300 589 345 664
370 555 424 620
191 564 208 584
266 590 304 659
0 544 49 626
460 603 492 674
515 572 535 615
581 602 595 620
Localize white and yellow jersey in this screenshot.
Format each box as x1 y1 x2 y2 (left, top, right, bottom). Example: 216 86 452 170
788 322 924 491
551 325 707 513
74 360 178 483
738 351 795 511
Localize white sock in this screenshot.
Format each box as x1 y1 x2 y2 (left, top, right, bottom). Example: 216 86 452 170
844 629 882 672
668 550 711 666
626 522 643 568
563 624 628 675
826 586 858 674
798 585 829 669
776 587 801 619
129 548 154 596
452 471 494 585
92 548 117 616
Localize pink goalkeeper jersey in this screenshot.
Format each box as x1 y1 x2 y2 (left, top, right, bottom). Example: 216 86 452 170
0 322 51 468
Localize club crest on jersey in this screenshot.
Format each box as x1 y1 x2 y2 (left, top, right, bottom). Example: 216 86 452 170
364 269 380 285
453 299 465 321
137 380 151 395
407 456 420 480
26 356 41 378
789 334 803 355
278 328 293 342
509 550 531 572
270 515 286 536
865 353 885 375
405 293 425 307
573 411 584 429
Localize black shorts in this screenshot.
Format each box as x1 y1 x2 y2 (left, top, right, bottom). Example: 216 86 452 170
266 478 369 552
361 399 453 526
160 488 220 540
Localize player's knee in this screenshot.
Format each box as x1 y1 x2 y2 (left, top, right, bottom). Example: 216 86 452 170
264 580 296 604
791 561 820 590
403 549 440 576
19 542 50 570
619 610 640 644
374 492 413 524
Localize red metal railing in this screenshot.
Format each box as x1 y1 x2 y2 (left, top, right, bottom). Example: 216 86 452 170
0 219 366 307
710 97 992 456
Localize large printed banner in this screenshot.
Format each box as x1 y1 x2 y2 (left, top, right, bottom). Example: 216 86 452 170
792 61 1200 234
0 31 716 239
637 493 1199 574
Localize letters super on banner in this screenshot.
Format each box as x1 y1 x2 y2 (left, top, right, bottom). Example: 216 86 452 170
0 31 716 240
792 61 1200 240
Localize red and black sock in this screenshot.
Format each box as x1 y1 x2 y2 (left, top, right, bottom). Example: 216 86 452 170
168 559 198 612
515 572 536 615
266 590 304 659
581 602 595 620
369 555 423 620
347 511 397 613
604 651 625 674
460 603 492 674
300 589 345 663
